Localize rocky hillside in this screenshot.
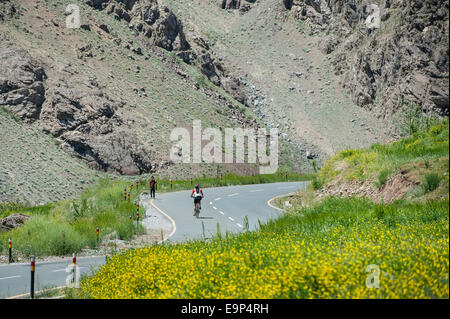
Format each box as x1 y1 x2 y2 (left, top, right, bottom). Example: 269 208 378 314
1 0 310 204
286 0 449 119
161 0 394 159
162 0 447 155
0 0 448 204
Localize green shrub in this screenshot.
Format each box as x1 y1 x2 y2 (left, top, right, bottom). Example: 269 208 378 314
311 176 323 190
423 173 441 193
9 216 87 256
117 220 140 240
374 169 390 188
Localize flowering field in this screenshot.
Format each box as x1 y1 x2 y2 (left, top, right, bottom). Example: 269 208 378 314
76 198 449 299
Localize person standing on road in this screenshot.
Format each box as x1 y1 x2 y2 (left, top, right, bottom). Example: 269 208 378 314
149 176 157 199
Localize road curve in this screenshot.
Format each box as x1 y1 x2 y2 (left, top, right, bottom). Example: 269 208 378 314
0 181 307 298
145 181 308 242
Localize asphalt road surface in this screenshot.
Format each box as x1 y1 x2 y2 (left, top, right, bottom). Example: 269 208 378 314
149 181 308 242
0 256 105 298
0 181 307 298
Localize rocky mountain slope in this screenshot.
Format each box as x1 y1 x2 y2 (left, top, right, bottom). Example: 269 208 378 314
1 0 307 204
162 0 448 153
286 0 449 119
162 0 394 157
0 0 448 204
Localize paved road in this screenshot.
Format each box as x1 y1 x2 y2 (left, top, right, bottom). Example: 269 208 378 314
149 181 308 242
0 181 307 298
0 256 105 298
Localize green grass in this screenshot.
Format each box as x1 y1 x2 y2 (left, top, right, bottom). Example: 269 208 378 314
311 175 323 190
0 179 146 257
318 119 449 186
0 106 20 122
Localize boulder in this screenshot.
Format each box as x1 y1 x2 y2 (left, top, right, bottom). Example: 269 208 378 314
0 43 46 122
218 0 257 11
0 0 17 21
222 77 248 105
198 53 222 86
0 214 30 232
1 42 154 176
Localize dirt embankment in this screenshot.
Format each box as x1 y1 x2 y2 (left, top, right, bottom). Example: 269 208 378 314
317 159 449 204
318 171 420 204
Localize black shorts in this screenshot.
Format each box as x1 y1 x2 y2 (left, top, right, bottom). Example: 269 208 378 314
194 197 202 204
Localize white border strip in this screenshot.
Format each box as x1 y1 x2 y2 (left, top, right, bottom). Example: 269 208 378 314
267 192 296 212
150 199 177 244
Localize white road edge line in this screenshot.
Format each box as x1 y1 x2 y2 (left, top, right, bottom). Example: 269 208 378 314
213 206 217 210
250 189 264 192
6 285 66 299
267 192 298 212
51 266 85 273
228 217 235 221
0 255 106 267
215 197 221 201
228 193 239 197
236 223 243 228
150 199 177 244
219 211 225 215
0 275 21 280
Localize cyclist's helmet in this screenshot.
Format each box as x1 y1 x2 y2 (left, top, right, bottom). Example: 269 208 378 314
195 184 199 188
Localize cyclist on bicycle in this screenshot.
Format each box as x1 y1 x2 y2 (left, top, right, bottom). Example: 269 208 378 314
190 184 204 216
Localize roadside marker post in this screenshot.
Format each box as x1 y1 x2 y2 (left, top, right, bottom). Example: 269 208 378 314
30 256 35 299
285 171 288 180
8 238 12 263
190 177 192 185
136 181 139 190
136 203 140 227
96 226 100 246
170 179 172 190
72 253 77 285
136 211 140 228
124 188 127 200
128 192 130 201
62 232 66 255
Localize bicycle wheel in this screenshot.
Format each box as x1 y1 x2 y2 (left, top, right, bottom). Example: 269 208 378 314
195 203 200 218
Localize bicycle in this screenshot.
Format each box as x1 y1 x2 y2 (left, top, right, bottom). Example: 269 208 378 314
194 201 201 218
